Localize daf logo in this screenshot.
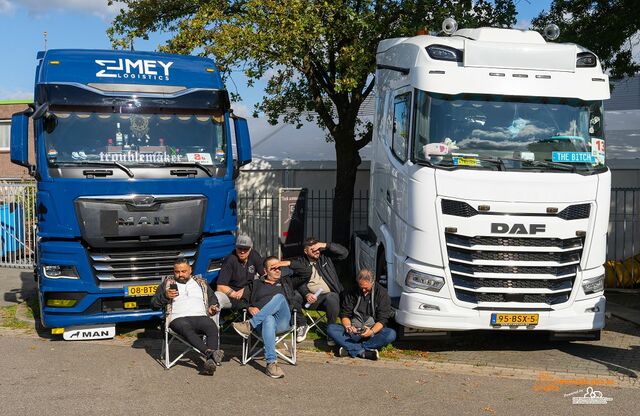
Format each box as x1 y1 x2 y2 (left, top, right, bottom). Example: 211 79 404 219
491 223 546 235
117 216 170 226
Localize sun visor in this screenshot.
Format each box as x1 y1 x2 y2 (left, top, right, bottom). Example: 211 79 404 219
37 83 230 110
464 40 577 72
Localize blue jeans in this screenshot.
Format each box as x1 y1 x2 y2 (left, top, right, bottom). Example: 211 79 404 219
249 294 291 363
327 323 396 357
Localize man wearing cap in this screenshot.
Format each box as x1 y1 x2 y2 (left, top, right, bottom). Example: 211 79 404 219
215 234 265 311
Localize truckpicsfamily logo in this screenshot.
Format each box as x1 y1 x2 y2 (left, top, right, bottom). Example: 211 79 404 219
491 223 546 235
95 58 173 81
117 216 170 226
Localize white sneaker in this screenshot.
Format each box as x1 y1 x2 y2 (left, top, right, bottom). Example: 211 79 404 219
296 325 309 343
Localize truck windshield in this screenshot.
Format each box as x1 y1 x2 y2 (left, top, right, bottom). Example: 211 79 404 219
43 106 227 168
413 91 605 172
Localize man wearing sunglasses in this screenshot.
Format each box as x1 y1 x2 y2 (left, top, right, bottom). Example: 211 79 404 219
233 256 306 378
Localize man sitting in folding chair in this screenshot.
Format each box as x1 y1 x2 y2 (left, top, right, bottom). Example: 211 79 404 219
232 256 306 379
151 258 224 375
279 238 348 345
215 234 264 330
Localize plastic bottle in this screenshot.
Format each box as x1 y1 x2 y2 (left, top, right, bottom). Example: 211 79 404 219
305 288 324 308
115 123 123 146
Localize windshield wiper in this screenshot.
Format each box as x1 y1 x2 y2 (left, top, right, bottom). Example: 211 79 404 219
162 162 213 177
522 160 577 172
475 157 507 171
58 161 134 178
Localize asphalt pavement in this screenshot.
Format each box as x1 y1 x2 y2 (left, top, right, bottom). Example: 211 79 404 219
1 330 637 416
2 266 640 415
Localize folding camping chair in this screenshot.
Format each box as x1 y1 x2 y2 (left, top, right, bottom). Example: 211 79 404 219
217 308 244 332
241 309 298 365
161 316 220 370
302 308 328 338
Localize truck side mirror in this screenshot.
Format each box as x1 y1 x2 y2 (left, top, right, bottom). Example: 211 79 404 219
233 116 252 167
10 112 34 175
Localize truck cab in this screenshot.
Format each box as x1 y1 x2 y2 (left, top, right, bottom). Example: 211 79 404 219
356 24 609 340
11 49 251 339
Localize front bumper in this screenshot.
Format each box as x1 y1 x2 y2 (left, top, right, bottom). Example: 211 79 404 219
395 291 605 332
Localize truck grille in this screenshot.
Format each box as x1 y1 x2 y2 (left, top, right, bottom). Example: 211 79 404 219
441 199 591 220
89 247 197 284
446 233 583 306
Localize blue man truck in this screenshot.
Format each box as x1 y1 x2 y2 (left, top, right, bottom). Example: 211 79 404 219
10 49 251 340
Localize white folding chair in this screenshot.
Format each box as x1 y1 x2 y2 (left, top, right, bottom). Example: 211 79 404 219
161 316 219 370
241 309 298 365
303 308 328 337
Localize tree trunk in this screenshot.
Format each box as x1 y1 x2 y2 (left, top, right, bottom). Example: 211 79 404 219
331 132 361 248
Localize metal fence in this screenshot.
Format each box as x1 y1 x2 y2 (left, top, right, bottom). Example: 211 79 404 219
1 180 639 288
0 180 37 268
607 188 640 288
237 189 370 256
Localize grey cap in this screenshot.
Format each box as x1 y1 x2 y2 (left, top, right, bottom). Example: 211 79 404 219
236 234 253 249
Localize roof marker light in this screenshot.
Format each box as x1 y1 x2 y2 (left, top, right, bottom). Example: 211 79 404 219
535 75 551 79
442 18 458 35
543 24 560 40
49 60 60 65
206 68 215 73
489 72 505 77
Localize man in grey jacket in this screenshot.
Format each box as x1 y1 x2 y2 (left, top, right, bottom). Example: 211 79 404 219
327 269 396 360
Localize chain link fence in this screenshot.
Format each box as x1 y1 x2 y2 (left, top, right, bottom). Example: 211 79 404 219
0 180 37 268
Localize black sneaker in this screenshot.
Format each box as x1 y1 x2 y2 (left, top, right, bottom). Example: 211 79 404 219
203 357 216 375
360 349 379 361
338 347 349 357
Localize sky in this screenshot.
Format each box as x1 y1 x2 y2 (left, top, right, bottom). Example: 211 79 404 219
0 0 552 114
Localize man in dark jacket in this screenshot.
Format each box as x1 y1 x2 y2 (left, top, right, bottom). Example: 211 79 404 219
151 258 223 375
232 256 306 379
327 269 396 360
215 234 264 311
280 237 348 344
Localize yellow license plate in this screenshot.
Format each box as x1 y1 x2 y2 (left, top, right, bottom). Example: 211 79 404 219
491 313 539 326
126 285 157 297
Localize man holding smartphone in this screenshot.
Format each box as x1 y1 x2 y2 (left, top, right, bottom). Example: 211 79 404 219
151 258 224 375
327 269 396 360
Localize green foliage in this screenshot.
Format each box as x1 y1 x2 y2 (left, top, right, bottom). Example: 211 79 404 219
533 0 640 80
108 0 516 245
109 0 516 135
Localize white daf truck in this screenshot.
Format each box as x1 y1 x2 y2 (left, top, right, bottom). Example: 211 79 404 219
355 20 610 340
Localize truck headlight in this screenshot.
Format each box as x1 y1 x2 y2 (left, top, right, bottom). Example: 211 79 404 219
405 270 445 292
43 265 79 279
582 274 604 294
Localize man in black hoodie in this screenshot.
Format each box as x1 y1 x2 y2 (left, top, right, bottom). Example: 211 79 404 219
279 237 348 345
327 269 396 360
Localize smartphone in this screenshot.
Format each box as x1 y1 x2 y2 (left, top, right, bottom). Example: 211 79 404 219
169 283 178 291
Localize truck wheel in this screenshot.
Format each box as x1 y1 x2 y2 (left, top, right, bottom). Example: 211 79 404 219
376 248 388 288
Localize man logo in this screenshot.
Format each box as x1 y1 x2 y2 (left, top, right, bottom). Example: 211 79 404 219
68 330 110 339
491 223 546 235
